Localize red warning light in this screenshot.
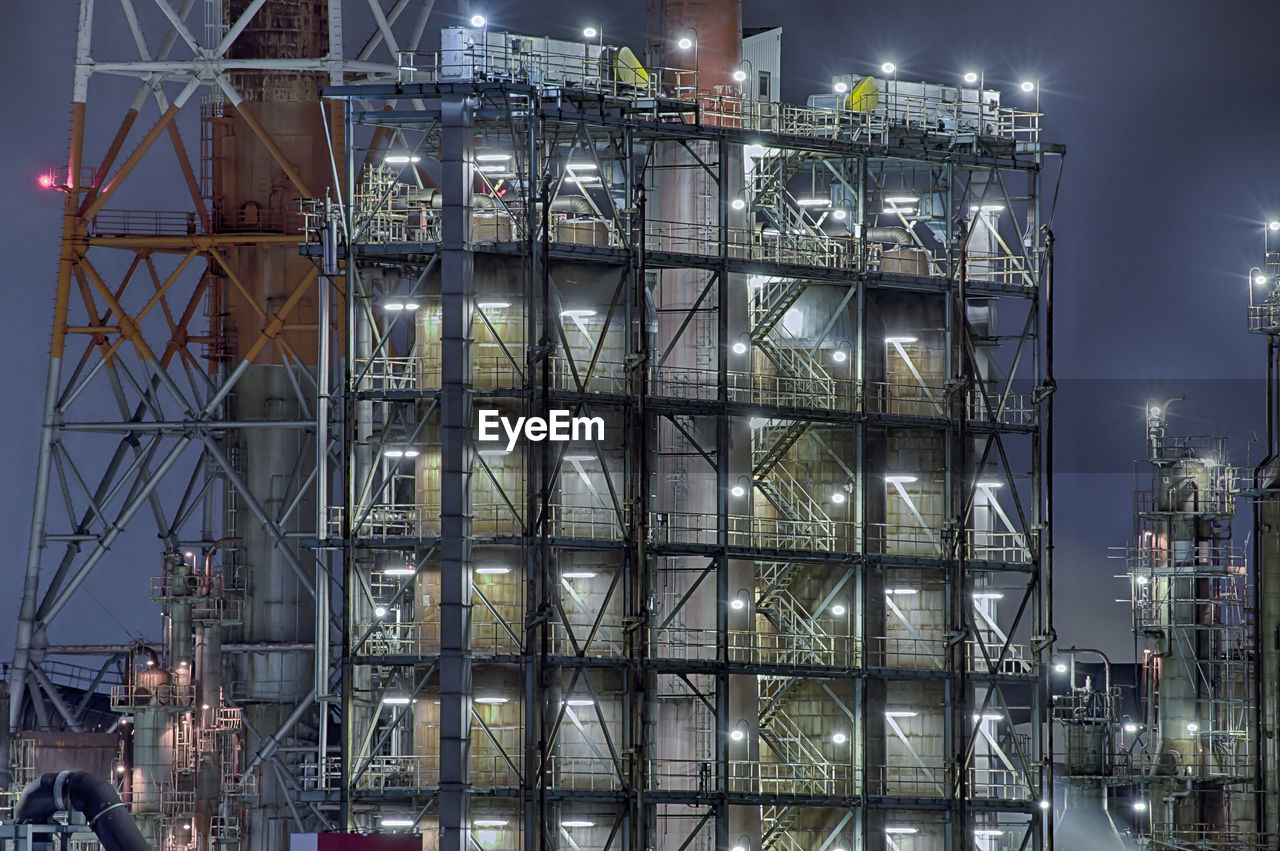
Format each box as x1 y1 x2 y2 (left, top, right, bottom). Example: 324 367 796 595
38 174 53 189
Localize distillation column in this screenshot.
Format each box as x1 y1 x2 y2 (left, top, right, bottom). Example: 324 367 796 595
216 2 333 846
652 3 750 849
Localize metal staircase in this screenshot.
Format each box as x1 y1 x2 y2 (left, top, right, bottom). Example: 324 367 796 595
758 706 837 793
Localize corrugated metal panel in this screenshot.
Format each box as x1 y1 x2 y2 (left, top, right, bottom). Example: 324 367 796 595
742 27 782 102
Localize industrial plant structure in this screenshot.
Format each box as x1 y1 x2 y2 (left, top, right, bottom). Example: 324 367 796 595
3 2 1060 850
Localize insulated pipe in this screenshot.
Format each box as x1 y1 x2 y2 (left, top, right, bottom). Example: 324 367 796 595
16 770 151 851
865 227 912 245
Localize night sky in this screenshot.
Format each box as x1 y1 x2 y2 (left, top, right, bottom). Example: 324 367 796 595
1 1 1276 664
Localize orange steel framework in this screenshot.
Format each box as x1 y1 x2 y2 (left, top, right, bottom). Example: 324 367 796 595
2 1 418 848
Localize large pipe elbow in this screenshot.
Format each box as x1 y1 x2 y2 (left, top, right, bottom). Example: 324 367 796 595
16 771 151 851
865 227 912 245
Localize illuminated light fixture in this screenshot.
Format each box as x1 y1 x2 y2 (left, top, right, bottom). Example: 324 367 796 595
975 829 1002 837
563 571 597 579
475 566 511 575
374 606 388 618
384 566 416 576
880 62 896 74
403 302 421 311
885 475 918 484
677 37 693 49
382 696 412 705
832 209 847 220
384 302 406 311
731 198 746 210
970 203 1005 213
562 455 594 462
568 162 599 171
885 336 918 345
561 309 597 318
1123 723 1139 733
973 591 1004 600
1254 274 1267 286
731 846 746 851
1053 662 1067 673
383 448 420 458
883 206 916 215
732 341 748 354
1133 801 1147 813
730 598 746 610
885 710 918 718
733 69 747 82
834 81 849 93
384 154 422 164
1134 575 1149 585
565 698 594 707
477 301 511 309
583 26 598 38
797 198 830 206
731 485 746 497
1149 406 1162 417
38 174 54 189
476 153 512 162
730 729 745 741
832 732 847 744
1039 800 1050 810
963 72 978 84
976 481 1003 488
1186 722 1199 733
832 350 847 362
381 817 416 828
1020 80 1035 92
470 14 486 27
566 175 601 184
886 588 918 596
884 827 917 835
831 492 846 504
885 195 918 205
831 604 847 616
474 696 510 705
1270 221 1280 231
478 165 508 173
474 819 509 827
562 820 595 828
973 713 1002 722
116 765 127 774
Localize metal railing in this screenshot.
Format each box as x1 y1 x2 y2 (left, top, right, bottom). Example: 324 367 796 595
648 510 854 553
646 219 861 271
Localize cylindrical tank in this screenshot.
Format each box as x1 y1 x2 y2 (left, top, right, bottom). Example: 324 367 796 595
217 3 335 848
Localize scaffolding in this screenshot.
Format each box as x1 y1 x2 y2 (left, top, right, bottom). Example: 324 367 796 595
304 23 1058 851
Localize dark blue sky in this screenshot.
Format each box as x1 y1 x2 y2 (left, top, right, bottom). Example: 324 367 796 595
1 1 1276 661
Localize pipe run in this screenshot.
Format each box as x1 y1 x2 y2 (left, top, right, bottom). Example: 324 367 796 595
16 770 151 851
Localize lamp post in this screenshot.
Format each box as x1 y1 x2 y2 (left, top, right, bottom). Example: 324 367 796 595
733 58 754 99
582 18 603 89
880 60 898 121
676 27 699 95
1020 78 1040 115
